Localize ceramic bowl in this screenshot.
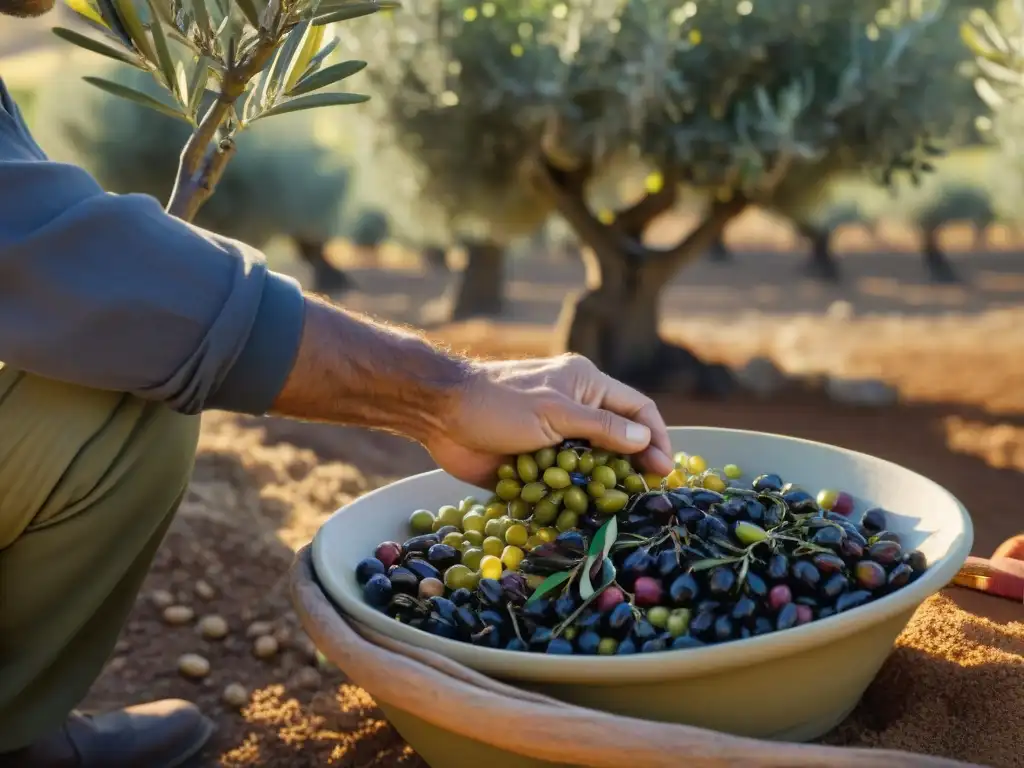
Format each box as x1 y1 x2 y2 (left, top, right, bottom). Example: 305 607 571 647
312 427 973 765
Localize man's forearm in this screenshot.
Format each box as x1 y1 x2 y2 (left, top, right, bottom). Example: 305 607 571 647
270 296 474 444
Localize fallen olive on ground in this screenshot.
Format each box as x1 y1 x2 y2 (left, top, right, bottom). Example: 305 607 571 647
355 440 929 655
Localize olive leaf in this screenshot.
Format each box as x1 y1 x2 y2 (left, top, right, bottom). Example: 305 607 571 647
298 34 340 80
232 0 262 28
186 54 212 118
189 0 211 34
51 27 145 68
737 557 750 590
65 0 110 30
523 570 571 606
311 0 399 26
579 515 618 599
82 75 190 122
112 0 158 62
259 19 309 110
552 560 616 638
145 0 181 101
286 60 366 97
95 0 134 45
688 556 742 572
251 90 369 119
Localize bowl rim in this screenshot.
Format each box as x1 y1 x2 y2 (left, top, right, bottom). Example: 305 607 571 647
312 426 974 684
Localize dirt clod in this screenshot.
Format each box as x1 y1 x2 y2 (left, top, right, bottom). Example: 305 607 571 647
162 605 195 626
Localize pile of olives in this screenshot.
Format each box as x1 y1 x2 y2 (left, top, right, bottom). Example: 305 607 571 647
355 440 928 655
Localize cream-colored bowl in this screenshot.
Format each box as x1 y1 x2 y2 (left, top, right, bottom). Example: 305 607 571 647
312 427 972 760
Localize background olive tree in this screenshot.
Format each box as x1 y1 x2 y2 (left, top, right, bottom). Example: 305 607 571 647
52 0 396 225
343 0 988 393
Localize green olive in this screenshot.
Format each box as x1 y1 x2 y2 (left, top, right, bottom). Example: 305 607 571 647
442 531 463 548
508 498 532 520
460 496 479 512
497 464 517 480
484 503 505 521
438 505 462 528
591 450 610 466
444 564 473 590
534 447 556 470
462 547 484 570
556 450 578 473
532 499 559 525
611 458 633 481
623 474 646 495
564 486 589 514
495 478 522 501
497 516 514 538
577 452 595 475
520 482 549 505
592 465 617 489
484 517 504 538
543 467 571 489
587 481 606 499
431 517 444 532
517 454 539 483
545 490 565 507
461 511 486 534
463 530 484 547
595 488 629 515
555 509 579 532
409 509 435 534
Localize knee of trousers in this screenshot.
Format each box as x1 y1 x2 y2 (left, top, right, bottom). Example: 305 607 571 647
0 370 201 548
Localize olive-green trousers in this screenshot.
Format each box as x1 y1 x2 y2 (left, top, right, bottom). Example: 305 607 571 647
0 366 200 752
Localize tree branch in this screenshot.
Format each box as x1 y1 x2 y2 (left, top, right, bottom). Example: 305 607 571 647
613 172 679 236
165 36 281 222
645 197 749 282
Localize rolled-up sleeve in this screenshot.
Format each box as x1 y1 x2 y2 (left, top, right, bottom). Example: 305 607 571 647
0 153 306 416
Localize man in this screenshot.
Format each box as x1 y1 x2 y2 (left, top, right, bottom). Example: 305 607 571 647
0 1 674 766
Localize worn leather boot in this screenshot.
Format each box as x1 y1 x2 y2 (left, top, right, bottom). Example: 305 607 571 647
0 699 214 767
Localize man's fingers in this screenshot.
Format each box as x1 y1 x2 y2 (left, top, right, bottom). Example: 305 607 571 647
595 375 673 474
545 398 653 457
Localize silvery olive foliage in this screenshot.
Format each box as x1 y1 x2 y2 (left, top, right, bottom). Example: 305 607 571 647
342 0 987 253
53 0 397 221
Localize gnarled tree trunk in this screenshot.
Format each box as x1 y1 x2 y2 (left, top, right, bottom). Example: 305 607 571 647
295 238 354 295
707 232 732 262
422 245 449 272
797 223 840 283
535 160 744 395
447 240 506 321
922 226 959 284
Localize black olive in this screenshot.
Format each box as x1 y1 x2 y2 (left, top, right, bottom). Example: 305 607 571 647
872 530 902 546
424 617 458 639
388 566 419 596
753 616 774 635
478 609 505 629
506 638 528 651
742 498 767 523
887 563 914 589
477 578 505 607
546 638 574 654
744 572 769 598
783 489 818 513
607 602 636 636
840 538 865 560
861 507 887 534
426 543 460 571
405 559 441 583
576 630 602 654
791 560 821 590
817 606 836 620
449 588 474 606
697 514 729 541
554 530 586 557
632 619 658 642
355 558 386 586
762 500 784 528
776 603 799 631
529 626 554 649
867 540 903 565
691 489 726 510
669 573 700 605
642 493 675 518
805 517 834 530
696 599 722 614
403 533 440 556
577 610 603 631
435 525 461 539
668 488 695 507
731 596 757 623
616 638 638 654
671 635 705 649
767 553 789 581
904 550 928 573
855 560 887 591
739 627 752 640
708 566 737 595
795 596 820 608
454 606 481 636
675 506 704 527
753 473 783 492
499 572 529 605
811 526 845 548
427 596 457 622
689 611 716 639
641 637 668 653
836 590 872 613
622 548 655 579
523 598 553 621
812 552 845 574
822 573 849 599
551 594 576 621
716 498 746 520
714 615 735 642
657 549 683 580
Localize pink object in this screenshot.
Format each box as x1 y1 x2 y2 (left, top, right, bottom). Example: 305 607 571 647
795 605 813 625
633 577 664 607
595 585 626 613
375 541 402 570
832 492 855 517
769 584 792 611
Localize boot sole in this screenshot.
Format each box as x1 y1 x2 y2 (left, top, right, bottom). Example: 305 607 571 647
161 716 216 768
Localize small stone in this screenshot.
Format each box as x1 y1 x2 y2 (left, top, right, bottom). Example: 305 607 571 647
292 667 322 690
825 377 899 407
150 590 174 610
178 654 210 679
222 683 249 709
114 640 131 654
106 656 127 673
272 627 292 647
825 300 854 322
194 580 216 600
734 356 790 398
246 621 274 638
253 635 279 659
198 615 229 640
163 605 195 626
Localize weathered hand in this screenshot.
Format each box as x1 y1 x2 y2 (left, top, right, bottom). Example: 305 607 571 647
425 354 674 487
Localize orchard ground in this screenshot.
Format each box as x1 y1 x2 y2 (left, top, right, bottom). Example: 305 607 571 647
69 210 1024 767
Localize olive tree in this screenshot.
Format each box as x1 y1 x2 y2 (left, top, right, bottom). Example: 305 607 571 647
345 0 984 390
51 0 396 227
